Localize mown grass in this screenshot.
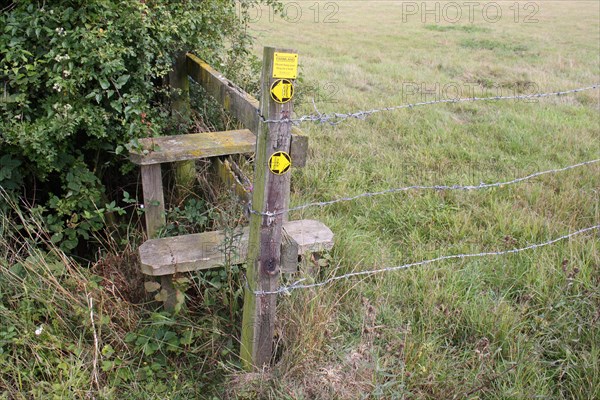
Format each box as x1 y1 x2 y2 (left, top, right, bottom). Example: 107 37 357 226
235 1 600 398
1 1 598 399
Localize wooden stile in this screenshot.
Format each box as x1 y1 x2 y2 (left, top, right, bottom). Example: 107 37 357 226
131 49 333 364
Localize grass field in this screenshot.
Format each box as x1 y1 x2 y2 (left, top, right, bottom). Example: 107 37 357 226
1 1 598 399
239 1 600 398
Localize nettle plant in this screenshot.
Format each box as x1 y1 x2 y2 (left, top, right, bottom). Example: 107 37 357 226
0 0 280 252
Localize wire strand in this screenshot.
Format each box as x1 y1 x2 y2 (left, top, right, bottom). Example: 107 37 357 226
250 158 600 217
254 225 599 296
259 84 600 125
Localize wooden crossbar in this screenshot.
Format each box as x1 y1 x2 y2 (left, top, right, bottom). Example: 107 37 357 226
139 219 334 276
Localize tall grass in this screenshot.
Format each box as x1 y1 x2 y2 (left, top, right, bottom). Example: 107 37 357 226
0 191 242 399
0 192 136 398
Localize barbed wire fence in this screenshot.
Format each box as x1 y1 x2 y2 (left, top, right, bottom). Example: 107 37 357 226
248 83 600 296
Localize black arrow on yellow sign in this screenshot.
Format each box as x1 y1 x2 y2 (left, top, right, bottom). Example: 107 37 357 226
270 79 294 104
269 151 291 175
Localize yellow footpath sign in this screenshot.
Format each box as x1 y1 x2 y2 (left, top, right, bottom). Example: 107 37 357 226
273 52 298 79
270 79 294 104
269 151 291 175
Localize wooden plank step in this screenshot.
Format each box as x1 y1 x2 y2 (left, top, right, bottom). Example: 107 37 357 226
129 129 255 165
139 219 334 276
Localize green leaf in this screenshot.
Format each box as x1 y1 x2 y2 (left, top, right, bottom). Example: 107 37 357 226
144 281 161 293
47 260 66 277
143 342 158 356
101 344 115 358
115 74 130 89
99 78 110 90
124 333 137 343
179 330 194 346
61 239 78 251
101 360 114 372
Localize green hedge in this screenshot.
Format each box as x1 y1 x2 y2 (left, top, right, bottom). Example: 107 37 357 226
0 0 277 251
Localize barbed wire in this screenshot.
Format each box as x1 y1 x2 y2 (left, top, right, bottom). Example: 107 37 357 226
259 84 600 125
253 224 599 296
250 158 600 217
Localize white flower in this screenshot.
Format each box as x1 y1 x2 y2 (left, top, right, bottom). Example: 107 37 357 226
35 325 43 336
63 70 71 77
55 27 66 36
54 54 70 62
52 83 62 92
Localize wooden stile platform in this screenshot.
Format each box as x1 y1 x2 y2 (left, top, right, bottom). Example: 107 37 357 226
139 219 334 276
129 129 255 165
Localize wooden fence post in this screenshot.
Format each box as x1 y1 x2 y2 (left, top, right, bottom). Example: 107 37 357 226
241 47 298 370
140 162 177 310
170 51 195 198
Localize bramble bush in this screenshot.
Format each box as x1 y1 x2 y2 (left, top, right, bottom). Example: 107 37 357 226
0 0 279 252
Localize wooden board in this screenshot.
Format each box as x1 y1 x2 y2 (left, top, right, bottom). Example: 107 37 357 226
141 164 165 238
139 219 334 276
129 129 255 165
213 157 252 204
169 51 196 200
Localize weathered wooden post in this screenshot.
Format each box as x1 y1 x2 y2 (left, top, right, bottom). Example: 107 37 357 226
136 53 193 312
140 161 177 310
170 51 196 197
241 47 298 370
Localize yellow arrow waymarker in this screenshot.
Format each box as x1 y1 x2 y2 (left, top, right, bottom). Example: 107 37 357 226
269 151 291 175
270 79 294 104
